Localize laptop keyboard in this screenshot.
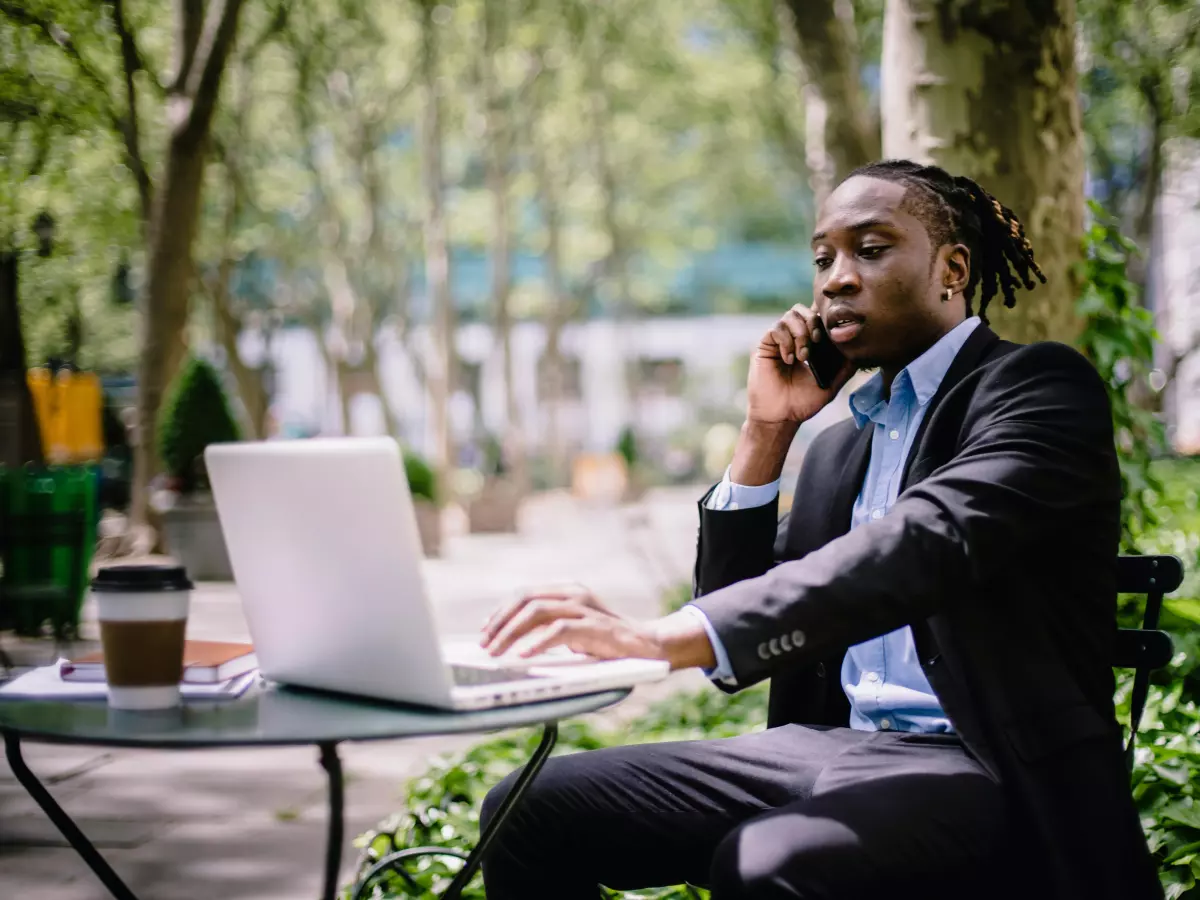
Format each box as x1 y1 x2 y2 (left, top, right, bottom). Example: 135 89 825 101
451 664 542 686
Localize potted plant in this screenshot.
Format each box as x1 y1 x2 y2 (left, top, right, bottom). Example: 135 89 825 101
156 356 240 580
467 433 522 533
617 425 646 502
404 450 442 558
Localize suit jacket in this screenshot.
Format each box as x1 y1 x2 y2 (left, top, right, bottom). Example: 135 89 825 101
691 324 1161 899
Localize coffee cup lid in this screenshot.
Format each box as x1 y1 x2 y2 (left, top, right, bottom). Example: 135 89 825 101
91 565 194 593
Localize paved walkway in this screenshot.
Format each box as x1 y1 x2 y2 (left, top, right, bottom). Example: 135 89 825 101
0 487 715 900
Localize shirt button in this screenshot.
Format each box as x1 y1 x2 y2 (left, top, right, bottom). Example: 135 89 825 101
880 718 892 730
889 429 899 440
871 509 884 520
866 671 880 683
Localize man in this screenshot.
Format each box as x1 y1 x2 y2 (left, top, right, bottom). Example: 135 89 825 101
478 160 1161 899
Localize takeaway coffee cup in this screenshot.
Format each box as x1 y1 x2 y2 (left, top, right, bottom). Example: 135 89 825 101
90 565 194 710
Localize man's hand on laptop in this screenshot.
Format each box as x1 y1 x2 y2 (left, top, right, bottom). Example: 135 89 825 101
480 584 717 671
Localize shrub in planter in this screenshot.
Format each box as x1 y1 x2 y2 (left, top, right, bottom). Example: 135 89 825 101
616 425 646 502
404 450 442 557
156 356 240 580
468 433 521 534
157 356 241 493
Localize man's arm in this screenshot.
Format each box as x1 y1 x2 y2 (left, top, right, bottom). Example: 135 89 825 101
689 466 784 682
691 343 1119 687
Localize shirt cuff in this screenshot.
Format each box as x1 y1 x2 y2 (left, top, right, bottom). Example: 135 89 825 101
705 466 781 511
680 604 737 685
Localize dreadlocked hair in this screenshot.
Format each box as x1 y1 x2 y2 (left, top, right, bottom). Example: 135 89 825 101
845 159 1046 324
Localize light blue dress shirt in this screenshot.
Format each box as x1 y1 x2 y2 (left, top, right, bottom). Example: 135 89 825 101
687 316 981 733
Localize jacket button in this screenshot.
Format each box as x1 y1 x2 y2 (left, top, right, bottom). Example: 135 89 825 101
769 638 781 656
792 629 806 648
757 643 770 660
816 663 826 677
780 634 792 651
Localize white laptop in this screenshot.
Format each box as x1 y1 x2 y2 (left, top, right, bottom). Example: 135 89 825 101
204 437 669 710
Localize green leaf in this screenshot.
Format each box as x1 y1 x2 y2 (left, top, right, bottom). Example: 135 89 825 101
1163 804 1200 830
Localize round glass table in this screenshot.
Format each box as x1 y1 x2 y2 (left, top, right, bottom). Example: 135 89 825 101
0 681 630 900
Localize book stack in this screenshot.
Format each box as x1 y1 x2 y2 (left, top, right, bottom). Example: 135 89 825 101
61 640 258 686
0 641 259 701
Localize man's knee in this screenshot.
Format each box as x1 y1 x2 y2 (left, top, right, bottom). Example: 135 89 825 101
480 766 519 833
709 810 862 900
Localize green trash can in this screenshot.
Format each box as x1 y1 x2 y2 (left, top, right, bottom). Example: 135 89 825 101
0 464 99 638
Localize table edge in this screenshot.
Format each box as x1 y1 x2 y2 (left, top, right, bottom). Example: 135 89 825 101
0 688 631 749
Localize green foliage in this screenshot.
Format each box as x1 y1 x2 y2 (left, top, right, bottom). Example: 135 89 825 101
1122 640 1200 898
1113 457 1200 897
404 450 438 504
156 356 241 493
1075 202 1166 550
661 582 693 615
617 426 639 467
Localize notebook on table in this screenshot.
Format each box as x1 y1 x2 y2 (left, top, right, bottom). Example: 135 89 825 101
60 640 257 684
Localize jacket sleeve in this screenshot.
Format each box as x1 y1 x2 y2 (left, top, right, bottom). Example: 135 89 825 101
692 486 788 598
690 342 1119 688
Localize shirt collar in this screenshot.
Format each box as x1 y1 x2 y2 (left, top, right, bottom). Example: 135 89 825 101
849 317 981 429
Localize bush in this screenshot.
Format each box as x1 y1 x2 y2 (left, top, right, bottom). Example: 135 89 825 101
404 451 438 504
156 356 240 493
617 426 639 468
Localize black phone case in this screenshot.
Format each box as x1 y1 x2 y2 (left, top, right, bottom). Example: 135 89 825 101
807 318 847 389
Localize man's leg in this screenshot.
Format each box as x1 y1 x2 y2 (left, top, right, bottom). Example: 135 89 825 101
479 725 872 900
709 732 1008 900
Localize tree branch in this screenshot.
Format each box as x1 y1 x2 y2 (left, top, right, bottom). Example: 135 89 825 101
172 0 204 93
181 0 247 144
241 0 291 63
107 0 154 226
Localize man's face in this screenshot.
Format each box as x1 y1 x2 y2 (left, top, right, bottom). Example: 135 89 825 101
810 176 966 371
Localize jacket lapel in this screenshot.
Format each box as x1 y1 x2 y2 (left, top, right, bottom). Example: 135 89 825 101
900 323 1001 488
828 424 873 537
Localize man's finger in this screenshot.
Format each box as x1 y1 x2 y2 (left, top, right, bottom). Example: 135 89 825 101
519 619 574 658
482 583 589 638
781 309 814 365
486 601 588 657
771 321 797 365
481 593 534 639
520 618 616 659
789 303 819 340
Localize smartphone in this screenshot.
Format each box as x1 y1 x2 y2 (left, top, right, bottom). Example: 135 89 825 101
807 316 848 390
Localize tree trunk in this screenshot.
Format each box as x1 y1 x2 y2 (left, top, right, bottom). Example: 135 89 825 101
780 0 879 206
585 34 638 435
1126 77 1164 297
131 134 207 524
207 258 268 440
881 0 1085 345
130 0 246 529
532 130 570 487
363 340 402 439
418 0 456 476
0 252 44 467
482 1 524 491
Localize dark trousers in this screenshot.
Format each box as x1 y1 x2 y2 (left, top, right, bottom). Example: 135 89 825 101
480 724 1008 899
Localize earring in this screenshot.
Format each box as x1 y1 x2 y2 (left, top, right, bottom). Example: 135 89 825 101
944 287 954 302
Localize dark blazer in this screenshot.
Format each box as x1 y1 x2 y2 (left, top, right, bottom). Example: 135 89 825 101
691 324 1161 899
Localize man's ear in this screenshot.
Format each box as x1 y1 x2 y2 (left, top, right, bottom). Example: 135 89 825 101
942 243 970 296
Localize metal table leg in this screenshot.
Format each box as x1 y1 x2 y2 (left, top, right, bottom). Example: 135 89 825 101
319 742 345 900
350 722 559 900
3 731 139 900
